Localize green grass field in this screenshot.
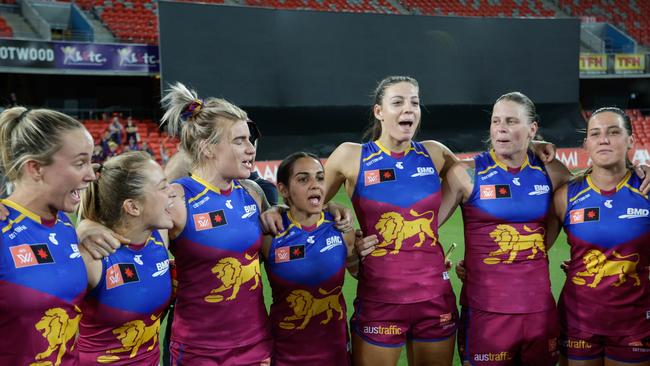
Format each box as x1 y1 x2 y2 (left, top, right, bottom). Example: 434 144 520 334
162 187 570 365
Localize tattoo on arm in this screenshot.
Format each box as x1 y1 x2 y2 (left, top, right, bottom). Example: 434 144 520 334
242 179 270 211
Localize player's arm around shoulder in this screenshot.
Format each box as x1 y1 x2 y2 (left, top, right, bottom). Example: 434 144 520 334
544 158 572 192
421 140 459 178
324 142 362 202
439 159 475 226
546 183 569 249
240 178 269 212
168 183 187 240
80 246 103 290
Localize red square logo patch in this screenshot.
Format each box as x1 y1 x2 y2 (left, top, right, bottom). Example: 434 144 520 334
480 185 496 199
364 170 381 186
275 247 290 263
10 244 38 268
570 209 584 224
193 213 213 231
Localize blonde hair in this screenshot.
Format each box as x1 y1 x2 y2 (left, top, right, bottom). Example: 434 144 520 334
0 106 84 182
78 151 155 229
160 82 248 169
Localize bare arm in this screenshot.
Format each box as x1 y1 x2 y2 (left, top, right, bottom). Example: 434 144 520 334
164 150 191 182
421 140 460 178
324 142 361 202
240 178 270 212
80 247 103 289
546 184 568 249
439 161 474 226
545 159 572 192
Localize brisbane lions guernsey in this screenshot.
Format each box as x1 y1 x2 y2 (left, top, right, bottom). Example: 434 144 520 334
78 230 171 365
170 175 270 349
352 140 451 304
560 172 650 336
461 150 554 314
0 199 87 366
267 211 349 365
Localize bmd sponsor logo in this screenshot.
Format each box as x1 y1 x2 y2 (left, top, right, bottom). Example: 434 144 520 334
619 208 650 219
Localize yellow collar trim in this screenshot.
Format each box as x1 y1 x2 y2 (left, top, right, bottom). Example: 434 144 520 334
191 175 233 195
586 171 631 195
287 211 325 230
0 199 43 224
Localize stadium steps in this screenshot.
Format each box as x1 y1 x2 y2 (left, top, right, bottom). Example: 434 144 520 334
87 13 115 43
1 11 39 39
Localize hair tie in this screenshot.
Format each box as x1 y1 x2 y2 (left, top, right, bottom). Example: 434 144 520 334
181 99 204 121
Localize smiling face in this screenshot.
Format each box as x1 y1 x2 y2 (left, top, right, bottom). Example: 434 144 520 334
138 160 175 230
374 81 421 144
39 128 96 214
584 111 634 169
278 156 325 216
490 99 537 159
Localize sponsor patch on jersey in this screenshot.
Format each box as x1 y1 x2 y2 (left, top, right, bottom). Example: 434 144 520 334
364 169 396 186
479 184 511 199
106 263 140 289
10 243 54 268
569 208 599 224
618 208 650 219
275 245 305 263
528 184 550 196
410 166 436 177
320 235 343 252
193 210 227 231
152 259 169 277
241 204 258 219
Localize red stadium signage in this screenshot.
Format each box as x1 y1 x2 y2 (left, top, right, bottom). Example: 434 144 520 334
255 145 650 183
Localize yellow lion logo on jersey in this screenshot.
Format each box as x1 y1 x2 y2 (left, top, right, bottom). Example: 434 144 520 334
205 252 260 303
373 209 437 256
484 225 546 264
278 287 344 330
95 313 162 363
30 306 81 366
572 249 640 288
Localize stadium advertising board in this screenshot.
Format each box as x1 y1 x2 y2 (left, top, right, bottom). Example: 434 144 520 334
579 53 607 74
613 53 646 74
0 39 159 74
254 146 650 183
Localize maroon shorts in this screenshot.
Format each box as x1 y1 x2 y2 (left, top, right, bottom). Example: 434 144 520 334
560 326 650 363
351 292 458 347
170 338 272 366
458 307 559 366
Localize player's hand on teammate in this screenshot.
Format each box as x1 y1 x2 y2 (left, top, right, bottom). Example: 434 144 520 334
0 201 7 220
634 163 650 194
326 202 354 233
260 205 286 235
354 230 378 258
455 259 467 282
531 140 556 164
77 219 130 259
